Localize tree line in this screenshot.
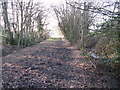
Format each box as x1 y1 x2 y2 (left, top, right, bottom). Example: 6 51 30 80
53 0 120 65
0 0 49 47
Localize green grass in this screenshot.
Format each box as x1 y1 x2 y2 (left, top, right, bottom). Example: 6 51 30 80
47 38 58 41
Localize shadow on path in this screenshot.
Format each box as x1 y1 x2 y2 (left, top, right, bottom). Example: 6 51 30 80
2 40 118 88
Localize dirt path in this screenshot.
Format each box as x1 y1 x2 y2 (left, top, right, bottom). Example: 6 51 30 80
2 39 118 88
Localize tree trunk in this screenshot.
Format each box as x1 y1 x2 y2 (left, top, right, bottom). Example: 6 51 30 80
117 0 120 61
18 2 24 46
2 2 14 44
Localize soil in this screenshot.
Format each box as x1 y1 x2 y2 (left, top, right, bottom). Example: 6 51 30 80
2 39 118 89
2 45 24 57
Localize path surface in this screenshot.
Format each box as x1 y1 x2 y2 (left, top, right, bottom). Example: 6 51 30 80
2 39 118 88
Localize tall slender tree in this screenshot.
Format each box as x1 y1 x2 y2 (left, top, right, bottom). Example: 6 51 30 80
2 1 14 44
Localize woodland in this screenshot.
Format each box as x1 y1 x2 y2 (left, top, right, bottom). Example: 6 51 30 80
0 0 120 89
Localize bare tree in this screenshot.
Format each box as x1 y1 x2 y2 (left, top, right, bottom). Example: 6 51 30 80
1 0 48 46
53 1 93 47
2 1 14 44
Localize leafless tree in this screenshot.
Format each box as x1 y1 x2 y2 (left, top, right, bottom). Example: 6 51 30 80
53 1 93 48
2 1 14 44
1 0 48 46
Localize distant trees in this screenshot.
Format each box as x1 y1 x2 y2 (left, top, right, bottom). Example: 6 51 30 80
1 0 49 46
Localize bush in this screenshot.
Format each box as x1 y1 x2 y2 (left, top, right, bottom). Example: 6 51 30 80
92 37 117 58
